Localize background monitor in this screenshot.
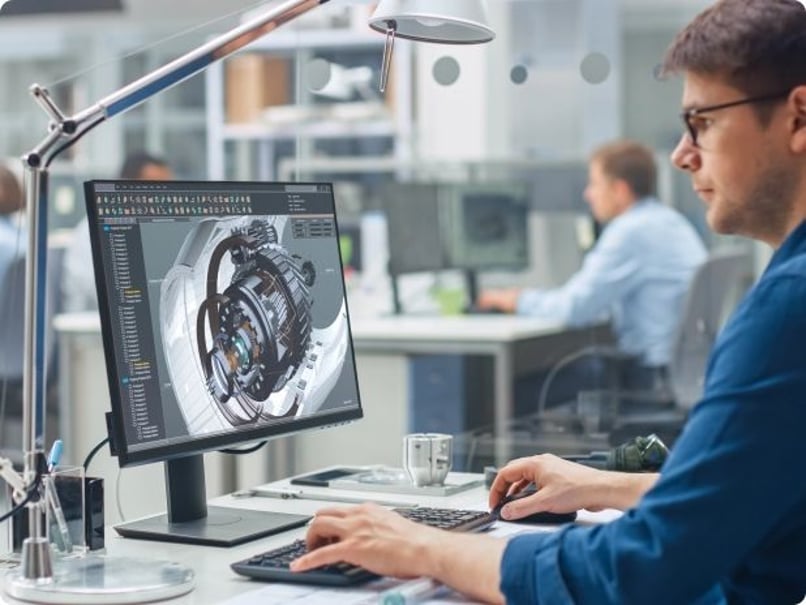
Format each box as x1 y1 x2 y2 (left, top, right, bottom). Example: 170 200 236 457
382 183 446 276
444 184 530 272
85 180 363 545
380 182 530 309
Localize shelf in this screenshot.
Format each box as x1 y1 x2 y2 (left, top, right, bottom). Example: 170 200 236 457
221 118 396 141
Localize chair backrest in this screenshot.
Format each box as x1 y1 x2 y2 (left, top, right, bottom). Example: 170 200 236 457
668 247 753 410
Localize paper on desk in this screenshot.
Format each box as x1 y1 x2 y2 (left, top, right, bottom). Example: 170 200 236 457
220 583 376 605
220 577 484 604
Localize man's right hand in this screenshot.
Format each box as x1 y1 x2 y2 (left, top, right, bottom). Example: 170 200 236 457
489 454 658 519
476 289 521 313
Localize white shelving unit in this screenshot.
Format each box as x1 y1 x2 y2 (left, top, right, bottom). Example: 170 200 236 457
205 27 413 181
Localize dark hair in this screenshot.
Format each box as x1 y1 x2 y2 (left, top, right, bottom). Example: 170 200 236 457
119 152 169 179
0 164 23 215
662 0 806 121
590 140 657 199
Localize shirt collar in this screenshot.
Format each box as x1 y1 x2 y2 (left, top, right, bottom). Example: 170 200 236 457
767 219 806 272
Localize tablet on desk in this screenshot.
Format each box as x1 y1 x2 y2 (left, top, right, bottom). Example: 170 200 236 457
289 467 365 487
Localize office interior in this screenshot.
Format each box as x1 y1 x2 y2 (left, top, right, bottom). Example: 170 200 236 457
0 0 769 589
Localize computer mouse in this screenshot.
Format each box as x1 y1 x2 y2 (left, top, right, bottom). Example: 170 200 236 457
491 485 578 525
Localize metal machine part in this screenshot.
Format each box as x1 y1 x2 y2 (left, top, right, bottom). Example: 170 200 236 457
196 219 316 425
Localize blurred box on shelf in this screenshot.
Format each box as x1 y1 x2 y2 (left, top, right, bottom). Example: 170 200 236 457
225 54 290 123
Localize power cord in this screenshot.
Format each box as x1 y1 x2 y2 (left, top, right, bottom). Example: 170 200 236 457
536 344 620 416
83 436 110 471
0 471 42 525
220 441 267 455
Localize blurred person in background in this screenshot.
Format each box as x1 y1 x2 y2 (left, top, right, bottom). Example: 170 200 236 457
61 152 173 313
478 140 706 387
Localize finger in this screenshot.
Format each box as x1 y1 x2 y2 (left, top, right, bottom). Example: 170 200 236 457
489 459 533 506
304 515 353 550
291 541 353 572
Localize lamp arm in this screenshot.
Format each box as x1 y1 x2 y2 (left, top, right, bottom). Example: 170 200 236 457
13 0 330 581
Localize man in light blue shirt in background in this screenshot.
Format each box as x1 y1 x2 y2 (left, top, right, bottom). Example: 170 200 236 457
479 140 706 373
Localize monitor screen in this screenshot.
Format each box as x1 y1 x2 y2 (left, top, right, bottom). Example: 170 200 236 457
84 180 362 545
445 185 530 271
382 182 530 276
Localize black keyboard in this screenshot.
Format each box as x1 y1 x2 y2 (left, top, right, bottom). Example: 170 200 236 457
231 506 495 586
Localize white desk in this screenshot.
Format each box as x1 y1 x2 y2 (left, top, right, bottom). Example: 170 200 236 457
349 316 612 466
52 313 611 519
1 472 619 604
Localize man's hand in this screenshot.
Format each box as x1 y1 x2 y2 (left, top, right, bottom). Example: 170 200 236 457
490 454 658 518
291 503 507 604
476 289 521 313
291 503 441 579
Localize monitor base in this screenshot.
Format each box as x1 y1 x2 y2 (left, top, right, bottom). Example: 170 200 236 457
114 506 310 547
4 554 194 604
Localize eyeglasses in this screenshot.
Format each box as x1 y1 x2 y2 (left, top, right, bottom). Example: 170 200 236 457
680 91 790 147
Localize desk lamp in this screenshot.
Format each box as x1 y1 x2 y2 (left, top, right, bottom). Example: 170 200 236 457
1 0 494 603
369 0 495 90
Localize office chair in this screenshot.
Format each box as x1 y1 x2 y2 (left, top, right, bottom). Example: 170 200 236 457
454 247 753 468
604 247 753 444
528 246 753 447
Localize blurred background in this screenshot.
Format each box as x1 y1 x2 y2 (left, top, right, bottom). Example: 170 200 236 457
0 0 763 523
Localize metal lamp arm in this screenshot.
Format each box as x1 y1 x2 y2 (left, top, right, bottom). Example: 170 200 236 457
12 0 329 582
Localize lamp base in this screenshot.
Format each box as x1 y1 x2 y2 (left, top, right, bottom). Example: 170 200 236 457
4 554 194 604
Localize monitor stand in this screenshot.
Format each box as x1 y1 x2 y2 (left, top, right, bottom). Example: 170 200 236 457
114 454 310 547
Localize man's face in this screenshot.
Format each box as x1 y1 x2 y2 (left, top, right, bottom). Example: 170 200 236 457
670 72 796 245
584 160 623 223
138 163 174 181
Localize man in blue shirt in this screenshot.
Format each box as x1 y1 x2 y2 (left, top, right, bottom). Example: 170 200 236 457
290 1 806 603
478 141 706 371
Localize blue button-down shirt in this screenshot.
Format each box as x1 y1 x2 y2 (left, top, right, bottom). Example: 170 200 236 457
516 198 706 366
500 220 806 605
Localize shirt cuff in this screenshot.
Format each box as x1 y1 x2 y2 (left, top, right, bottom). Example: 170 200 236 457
516 289 541 315
500 530 576 605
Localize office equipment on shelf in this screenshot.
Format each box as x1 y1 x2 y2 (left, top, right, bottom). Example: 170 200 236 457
85 180 365 546
231 507 495 586
381 182 530 313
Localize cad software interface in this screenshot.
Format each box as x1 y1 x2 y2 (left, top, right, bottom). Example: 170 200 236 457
86 181 361 457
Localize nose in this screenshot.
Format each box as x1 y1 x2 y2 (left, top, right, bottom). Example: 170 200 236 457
670 133 701 172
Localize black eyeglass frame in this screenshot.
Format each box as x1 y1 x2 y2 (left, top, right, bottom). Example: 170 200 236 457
680 90 791 147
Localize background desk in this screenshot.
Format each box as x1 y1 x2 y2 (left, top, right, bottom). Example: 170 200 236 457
1 472 619 605
53 313 610 524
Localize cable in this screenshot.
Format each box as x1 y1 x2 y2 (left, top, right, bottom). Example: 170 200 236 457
536 344 620 416
0 472 42 525
115 467 125 523
83 436 110 472
220 440 267 455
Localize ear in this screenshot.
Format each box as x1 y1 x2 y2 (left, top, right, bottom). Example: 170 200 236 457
788 85 806 154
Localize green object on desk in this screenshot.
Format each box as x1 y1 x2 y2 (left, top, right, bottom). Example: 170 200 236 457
433 287 465 316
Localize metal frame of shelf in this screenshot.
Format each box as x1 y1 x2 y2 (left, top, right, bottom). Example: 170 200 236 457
205 27 413 181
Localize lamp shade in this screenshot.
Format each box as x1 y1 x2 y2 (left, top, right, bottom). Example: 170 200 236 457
368 0 495 44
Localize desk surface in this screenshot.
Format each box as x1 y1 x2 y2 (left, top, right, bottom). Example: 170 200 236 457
1 472 618 605
54 312 565 343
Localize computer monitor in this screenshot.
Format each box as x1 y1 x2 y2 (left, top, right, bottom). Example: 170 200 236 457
84 180 363 546
382 182 530 309
445 184 530 273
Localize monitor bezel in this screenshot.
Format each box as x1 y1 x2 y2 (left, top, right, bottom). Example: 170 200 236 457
84 179 364 468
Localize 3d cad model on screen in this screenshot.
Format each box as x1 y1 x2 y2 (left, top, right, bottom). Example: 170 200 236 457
159 215 349 435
